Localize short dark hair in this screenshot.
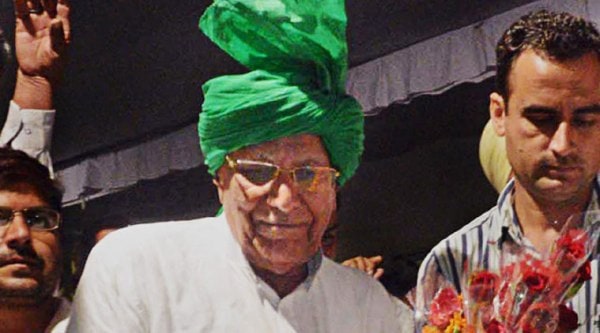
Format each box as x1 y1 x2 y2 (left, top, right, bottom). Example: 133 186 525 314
496 10 600 99
0 147 62 211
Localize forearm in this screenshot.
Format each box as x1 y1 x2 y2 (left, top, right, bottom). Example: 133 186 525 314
12 69 54 110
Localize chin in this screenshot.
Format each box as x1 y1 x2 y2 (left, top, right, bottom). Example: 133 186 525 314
266 252 312 273
255 252 314 276
266 263 302 276
0 283 46 304
534 180 584 201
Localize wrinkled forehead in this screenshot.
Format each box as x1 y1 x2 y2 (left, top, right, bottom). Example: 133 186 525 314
229 134 331 166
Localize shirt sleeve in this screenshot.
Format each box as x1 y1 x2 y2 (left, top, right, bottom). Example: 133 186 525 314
66 233 146 333
0 100 55 175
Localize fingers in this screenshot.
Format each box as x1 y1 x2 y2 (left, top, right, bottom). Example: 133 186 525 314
364 256 382 275
56 0 70 43
369 255 383 265
42 0 57 17
27 0 43 14
15 0 62 19
342 255 384 278
14 0 29 19
50 19 65 52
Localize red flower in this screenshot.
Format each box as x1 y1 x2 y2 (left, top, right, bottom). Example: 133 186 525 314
519 303 558 333
558 304 579 332
554 229 588 272
523 270 549 293
428 287 462 328
468 271 499 303
485 319 506 333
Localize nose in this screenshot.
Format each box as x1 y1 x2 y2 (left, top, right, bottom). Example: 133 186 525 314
267 172 301 212
548 121 575 157
2 213 32 248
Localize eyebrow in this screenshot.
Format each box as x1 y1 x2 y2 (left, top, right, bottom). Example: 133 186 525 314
235 156 328 167
522 104 600 115
522 106 557 115
299 158 329 166
0 205 52 211
574 104 600 115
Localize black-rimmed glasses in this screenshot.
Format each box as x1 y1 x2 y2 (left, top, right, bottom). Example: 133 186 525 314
225 155 339 191
0 207 61 231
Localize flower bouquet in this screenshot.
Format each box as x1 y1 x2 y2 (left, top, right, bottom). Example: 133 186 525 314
418 211 600 332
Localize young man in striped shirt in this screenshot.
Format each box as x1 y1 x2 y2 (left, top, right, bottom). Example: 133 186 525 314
417 10 600 332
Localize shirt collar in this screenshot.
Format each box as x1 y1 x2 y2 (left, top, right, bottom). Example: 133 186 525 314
494 175 600 246
494 179 524 246
254 252 323 308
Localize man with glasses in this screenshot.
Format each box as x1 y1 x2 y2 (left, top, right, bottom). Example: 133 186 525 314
68 0 410 331
0 148 67 332
0 1 71 332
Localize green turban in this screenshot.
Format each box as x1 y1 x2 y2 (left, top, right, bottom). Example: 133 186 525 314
198 0 364 185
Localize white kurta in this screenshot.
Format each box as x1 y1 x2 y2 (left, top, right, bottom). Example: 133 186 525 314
67 216 411 332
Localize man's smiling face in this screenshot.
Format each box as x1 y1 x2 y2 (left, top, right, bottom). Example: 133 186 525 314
215 134 337 275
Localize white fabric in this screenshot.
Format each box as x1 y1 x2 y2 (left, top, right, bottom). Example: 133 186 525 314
67 215 411 332
57 123 202 205
0 100 55 175
346 0 594 114
46 298 71 333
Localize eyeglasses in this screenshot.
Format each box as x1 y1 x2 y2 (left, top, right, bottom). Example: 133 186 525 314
225 156 339 191
0 207 61 231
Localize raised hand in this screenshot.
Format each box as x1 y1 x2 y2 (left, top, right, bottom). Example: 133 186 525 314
14 0 71 82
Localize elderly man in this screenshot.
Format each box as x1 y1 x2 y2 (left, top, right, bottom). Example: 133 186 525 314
0 148 67 332
67 0 410 332
417 10 600 332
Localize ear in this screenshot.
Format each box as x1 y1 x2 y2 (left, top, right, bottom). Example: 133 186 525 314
213 167 229 204
213 178 225 204
489 92 507 136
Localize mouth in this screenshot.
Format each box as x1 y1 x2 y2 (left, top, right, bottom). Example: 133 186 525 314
253 219 310 239
0 257 42 269
544 165 581 176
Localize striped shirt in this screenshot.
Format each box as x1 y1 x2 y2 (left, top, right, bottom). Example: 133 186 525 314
416 176 600 332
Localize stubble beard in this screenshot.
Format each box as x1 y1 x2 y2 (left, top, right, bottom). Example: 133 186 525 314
0 265 60 307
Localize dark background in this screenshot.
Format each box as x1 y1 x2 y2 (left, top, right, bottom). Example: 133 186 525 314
0 0 538 291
